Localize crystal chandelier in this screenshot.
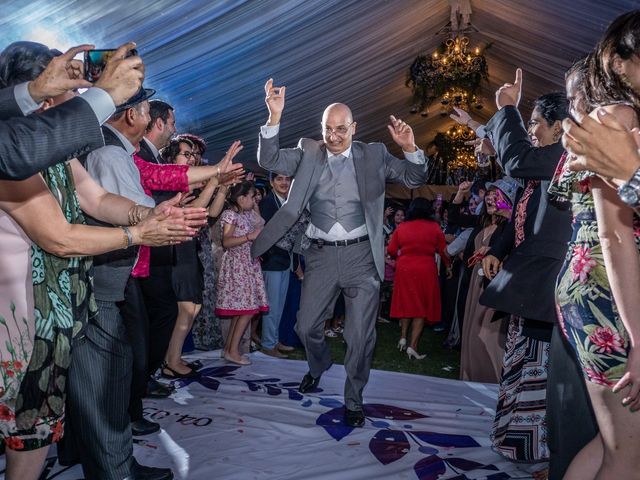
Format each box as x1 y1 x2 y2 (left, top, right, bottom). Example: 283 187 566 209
432 36 483 80
406 35 488 116
446 124 477 169
440 86 479 111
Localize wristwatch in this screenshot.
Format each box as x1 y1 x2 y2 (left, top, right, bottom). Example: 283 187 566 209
618 166 640 208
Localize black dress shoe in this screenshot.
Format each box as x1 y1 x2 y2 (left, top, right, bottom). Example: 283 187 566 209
161 363 199 379
298 372 321 393
145 378 175 399
131 418 161 436
130 459 174 480
345 408 365 427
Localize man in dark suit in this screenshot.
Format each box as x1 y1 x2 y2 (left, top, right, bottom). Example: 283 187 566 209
134 100 178 406
0 42 143 179
252 79 428 427
259 173 294 357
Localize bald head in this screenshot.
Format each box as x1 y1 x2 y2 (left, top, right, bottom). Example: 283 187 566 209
322 103 353 123
321 103 357 154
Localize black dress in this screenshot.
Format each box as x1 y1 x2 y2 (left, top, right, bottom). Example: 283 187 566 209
172 237 204 303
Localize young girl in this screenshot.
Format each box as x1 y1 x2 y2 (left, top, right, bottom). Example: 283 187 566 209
215 181 268 365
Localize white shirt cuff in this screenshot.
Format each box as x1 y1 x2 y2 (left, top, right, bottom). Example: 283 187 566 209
475 125 488 138
80 87 116 125
403 148 426 165
14 82 42 115
261 124 280 139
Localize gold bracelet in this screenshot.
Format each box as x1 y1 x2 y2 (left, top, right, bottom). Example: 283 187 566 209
136 207 147 224
128 204 146 225
128 206 137 225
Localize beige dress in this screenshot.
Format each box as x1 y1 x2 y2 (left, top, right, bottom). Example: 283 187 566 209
459 225 506 383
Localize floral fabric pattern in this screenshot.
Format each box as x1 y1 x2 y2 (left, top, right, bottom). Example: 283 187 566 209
552 156 637 387
1 163 97 451
215 209 268 316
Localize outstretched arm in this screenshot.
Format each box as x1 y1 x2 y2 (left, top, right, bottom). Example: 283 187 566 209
0 175 196 257
487 68 562 180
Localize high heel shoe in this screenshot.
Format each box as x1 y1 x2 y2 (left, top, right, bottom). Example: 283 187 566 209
397 338 407 351
406 347 426 360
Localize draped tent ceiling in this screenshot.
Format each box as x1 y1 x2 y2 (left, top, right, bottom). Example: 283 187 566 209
2 0 638 172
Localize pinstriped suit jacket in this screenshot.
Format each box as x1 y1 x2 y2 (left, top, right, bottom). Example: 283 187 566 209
0 87 104 180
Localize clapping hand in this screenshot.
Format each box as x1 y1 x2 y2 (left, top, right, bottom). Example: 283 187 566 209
564 109 640 181
496 68 523 110
155 193 208 230
28 44 95 102
387 115 417 152
217 140 244 176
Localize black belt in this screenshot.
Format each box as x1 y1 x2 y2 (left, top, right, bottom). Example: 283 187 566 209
311 235 369 248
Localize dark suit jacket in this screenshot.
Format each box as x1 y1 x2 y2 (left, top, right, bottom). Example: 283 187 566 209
252 133 428 280
259 191 291 271
0 86 104 180
479 106 572 323
485 106 571 260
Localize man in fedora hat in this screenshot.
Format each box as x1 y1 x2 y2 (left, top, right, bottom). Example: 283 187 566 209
62 86 176 480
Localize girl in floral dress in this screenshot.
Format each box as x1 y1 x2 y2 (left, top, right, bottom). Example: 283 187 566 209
215 181 268 365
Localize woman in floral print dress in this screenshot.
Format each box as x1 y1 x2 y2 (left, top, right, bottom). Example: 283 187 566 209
553 163 636 387
556 12 640 479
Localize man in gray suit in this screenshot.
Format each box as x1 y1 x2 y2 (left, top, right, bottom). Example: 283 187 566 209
252 79 428 427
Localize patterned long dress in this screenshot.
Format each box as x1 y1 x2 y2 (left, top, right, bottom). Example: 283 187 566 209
0 163 96 451
192 223 224 350
552 158 637 386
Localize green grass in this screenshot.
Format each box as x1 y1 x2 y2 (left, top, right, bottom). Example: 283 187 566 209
285 321 461 380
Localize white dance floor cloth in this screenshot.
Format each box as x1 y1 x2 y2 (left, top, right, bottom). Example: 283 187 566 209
4 352 543 479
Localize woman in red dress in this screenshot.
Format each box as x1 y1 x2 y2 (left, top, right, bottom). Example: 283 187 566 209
388 198 448 359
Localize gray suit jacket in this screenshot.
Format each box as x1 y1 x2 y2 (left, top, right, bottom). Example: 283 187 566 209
0 86 104 180
252 133 428 279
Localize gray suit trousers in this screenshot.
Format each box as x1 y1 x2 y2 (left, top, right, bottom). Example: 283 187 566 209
63 300 134 479
295 241 380 411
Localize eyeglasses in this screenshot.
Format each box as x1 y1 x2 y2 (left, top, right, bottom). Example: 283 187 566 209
322 122 354 137
178 151 197 159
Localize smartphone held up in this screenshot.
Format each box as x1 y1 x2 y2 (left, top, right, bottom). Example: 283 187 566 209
84 48 138 82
